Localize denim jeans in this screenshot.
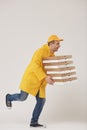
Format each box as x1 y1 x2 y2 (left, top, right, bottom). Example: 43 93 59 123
8 90 46 124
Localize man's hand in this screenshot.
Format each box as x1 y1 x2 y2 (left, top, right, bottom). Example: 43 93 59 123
45 76 55 85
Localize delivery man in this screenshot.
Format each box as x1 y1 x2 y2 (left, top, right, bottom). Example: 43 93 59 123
6 35 63 127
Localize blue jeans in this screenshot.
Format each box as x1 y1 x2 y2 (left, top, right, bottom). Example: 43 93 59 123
8 90 46 124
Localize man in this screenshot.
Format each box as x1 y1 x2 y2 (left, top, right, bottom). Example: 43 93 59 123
6 35 63 127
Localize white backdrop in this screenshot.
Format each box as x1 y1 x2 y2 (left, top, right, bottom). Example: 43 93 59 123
0 0 87 127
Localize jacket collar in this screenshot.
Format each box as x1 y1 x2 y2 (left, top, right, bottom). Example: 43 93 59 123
43 44 54 56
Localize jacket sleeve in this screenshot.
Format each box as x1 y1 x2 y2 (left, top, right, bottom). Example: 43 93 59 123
32 50 47 81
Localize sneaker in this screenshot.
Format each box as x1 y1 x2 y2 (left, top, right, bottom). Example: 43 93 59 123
30 123 46 128
6 94 12 108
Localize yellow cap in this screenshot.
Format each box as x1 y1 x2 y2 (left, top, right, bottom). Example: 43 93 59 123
47 35 63 43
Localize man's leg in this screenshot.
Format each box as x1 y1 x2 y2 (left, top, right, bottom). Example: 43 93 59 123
6 90 28 108
30 92 46 127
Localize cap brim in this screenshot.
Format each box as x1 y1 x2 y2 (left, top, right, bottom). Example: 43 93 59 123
58 38 64 41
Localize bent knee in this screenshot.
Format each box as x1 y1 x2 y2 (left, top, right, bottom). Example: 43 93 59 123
20 95 28 101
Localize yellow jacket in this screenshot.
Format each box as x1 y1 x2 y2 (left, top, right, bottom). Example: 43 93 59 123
19 44 55 98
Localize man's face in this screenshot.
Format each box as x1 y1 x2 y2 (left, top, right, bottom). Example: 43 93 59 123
50 40 61 52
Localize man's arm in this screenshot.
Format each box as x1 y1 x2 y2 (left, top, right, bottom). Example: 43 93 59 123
31 50 55 84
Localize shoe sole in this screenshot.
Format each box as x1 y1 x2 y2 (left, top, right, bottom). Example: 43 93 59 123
6 94 12 109
30 125 47 128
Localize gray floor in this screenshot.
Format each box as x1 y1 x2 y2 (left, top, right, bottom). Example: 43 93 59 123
0 122 87 130
0 107 87 130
